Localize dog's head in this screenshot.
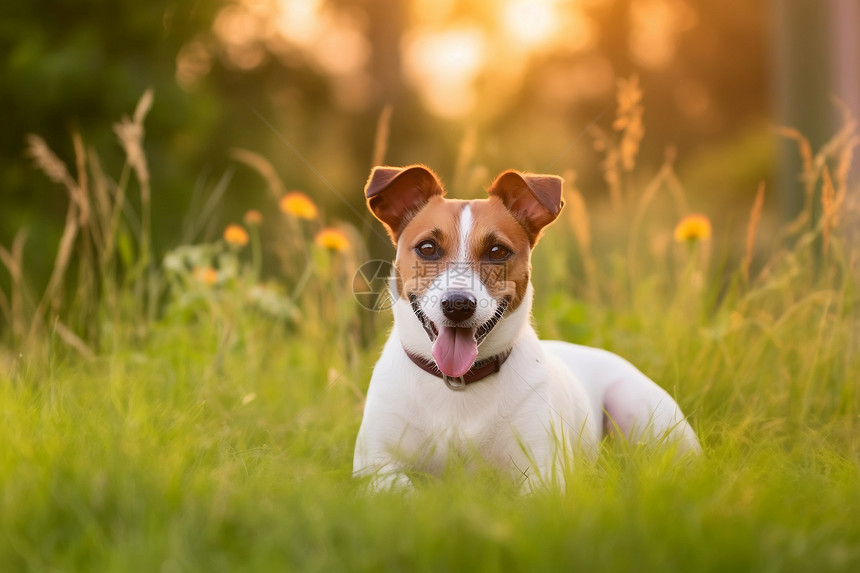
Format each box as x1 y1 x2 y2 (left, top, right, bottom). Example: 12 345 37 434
365 165 563 379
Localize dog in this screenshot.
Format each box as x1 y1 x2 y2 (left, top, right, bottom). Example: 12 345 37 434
353 165 700 491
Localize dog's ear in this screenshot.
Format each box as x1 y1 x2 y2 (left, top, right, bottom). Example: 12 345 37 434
365 165 445 243
488 170 564 244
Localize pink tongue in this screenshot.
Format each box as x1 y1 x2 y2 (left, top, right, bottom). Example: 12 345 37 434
432 326 478 378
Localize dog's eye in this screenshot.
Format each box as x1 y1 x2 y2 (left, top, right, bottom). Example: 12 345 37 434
488 244 512 261
416 240 441 260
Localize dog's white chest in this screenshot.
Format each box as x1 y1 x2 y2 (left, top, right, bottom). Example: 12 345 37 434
354 330 601 484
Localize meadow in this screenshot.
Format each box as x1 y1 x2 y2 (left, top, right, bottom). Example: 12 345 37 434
1 86 859 572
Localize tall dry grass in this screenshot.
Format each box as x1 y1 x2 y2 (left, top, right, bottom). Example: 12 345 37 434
742 182 766 283
580 80 859 301
3 78 859 374
1 75 859 573
1 91 157 355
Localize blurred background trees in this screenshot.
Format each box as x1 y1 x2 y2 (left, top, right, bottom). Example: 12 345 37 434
2 0 857 284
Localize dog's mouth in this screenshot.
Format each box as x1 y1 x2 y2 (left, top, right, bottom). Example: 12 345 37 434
476 297 508 344
408 294 509 378
409 294 438 341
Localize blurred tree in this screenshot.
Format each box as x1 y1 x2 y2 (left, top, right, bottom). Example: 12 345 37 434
2 0 800 288
472 0 770 204
773 0 860 221
0 0 222 280
772 0 833 220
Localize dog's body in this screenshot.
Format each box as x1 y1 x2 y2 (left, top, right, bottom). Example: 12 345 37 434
354 166 699 490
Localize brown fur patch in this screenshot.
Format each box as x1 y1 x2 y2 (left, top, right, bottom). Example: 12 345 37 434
469 198 533 312
394 197 533 313
487 170 563 245
394 197 466 298
365 165 445 243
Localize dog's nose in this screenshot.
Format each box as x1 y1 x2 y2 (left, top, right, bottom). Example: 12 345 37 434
441 291 477 323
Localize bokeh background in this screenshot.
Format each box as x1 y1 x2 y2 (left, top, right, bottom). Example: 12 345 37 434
3 0 858 282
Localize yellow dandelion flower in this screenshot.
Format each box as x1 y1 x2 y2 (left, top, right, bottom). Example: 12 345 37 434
223 224 249 246
674 214 712 243
243 209 262 225
279 192 318 220
314 227 350 252
194 266 218 285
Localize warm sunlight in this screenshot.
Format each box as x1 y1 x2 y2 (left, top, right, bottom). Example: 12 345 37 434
404 27 486 118
9 1 860 569
205 0 608 117
502 0 559 47
274 0 323 49
629 0 697 69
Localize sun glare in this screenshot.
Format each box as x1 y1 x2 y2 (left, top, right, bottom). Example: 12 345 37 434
201 0 598 117
405 28 486 118
274 0 324 49
502 0 559 47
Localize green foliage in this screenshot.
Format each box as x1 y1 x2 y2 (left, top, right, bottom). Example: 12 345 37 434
2 81 859 571
3 0 780 293
1 252 858 570
0 0 221 272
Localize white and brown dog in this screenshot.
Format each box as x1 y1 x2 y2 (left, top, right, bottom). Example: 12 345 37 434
354 165 700 490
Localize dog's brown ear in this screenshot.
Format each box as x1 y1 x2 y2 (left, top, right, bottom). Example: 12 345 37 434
488 170 564 244
365 165 445 243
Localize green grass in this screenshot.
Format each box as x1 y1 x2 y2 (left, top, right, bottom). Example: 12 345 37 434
3 91 859 571
1 228 859 571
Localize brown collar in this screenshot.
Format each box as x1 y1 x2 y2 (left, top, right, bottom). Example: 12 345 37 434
404 347 513 391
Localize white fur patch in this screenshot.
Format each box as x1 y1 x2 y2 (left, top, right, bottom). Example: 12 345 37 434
457 204 472 262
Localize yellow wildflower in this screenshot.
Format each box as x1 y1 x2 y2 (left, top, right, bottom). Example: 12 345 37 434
194 266 218 285
674 214 712 243
223 224 249 247
279 192 318 220
314 227 350 252
243 209 262 225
